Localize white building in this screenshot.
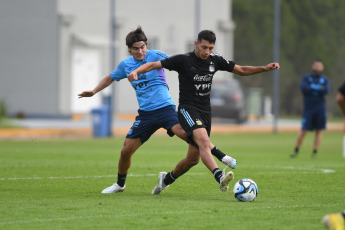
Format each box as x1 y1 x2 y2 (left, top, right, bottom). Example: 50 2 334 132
0 0 235 117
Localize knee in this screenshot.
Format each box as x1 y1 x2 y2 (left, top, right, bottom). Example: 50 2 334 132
120 146 133 160
187 156 200 166
197 139 211 151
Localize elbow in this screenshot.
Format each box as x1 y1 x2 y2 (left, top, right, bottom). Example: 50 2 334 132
236 71 246 76
234 70 246 76
336 93 344 103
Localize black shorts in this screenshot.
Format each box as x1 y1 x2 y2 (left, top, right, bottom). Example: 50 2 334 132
178 106 211 146
126 105 178 144
339 81 345 97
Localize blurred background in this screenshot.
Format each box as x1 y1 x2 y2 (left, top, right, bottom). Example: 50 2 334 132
0 0 344 134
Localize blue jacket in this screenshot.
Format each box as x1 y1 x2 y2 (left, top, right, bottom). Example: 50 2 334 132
300 73 330 111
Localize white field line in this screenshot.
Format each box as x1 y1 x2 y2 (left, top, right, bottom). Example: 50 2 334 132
0 166 335 181
0 173 208 181
0 203 337 226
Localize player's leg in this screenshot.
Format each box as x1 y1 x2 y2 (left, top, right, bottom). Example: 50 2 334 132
170 123 236 168
312 130 322 158
192 128 234 192
312 108 326 158
118 138 142 174
291 112 311 158
101 138 142 194
171 144 200 178
152 144 200 194
102 110 155 194
290 130 308 158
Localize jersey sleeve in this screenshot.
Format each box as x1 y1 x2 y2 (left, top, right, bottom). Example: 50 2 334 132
300 75 313 94
320 77 330 95
213 53 236 72
109 61 127 82
161 54 186 72
150 50 170 61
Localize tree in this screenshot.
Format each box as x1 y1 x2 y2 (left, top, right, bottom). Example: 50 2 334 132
232 0 345 116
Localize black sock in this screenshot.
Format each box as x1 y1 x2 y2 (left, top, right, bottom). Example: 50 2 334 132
313 149 317 154
163 171 176 186
294 147 299 153
342 210 345 219
117 173 127 187
211 146 226 161
212 168 223 183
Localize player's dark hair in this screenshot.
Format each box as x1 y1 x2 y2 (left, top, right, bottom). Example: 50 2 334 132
126 26 147 48
197 30 216 44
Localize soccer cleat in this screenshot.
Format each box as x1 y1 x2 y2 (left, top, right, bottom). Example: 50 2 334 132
219 171 234 192
221 156 237 169
101 183 125 194
312 153 317 158
290 153 298 158
322 212 345 230
152 172 169 195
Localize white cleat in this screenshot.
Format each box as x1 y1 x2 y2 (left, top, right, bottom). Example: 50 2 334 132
152 172 169 195
222 156 237 169
219 171 234 192
101 183 125 194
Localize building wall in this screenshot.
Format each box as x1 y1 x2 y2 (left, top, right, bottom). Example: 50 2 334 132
0 0 234 117
58 0 234 114
0 0 59 117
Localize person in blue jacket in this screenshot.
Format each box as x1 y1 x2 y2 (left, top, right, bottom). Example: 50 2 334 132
291 60 330 158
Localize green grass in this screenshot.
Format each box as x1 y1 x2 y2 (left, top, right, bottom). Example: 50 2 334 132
0 118 20 129
1 132 345 229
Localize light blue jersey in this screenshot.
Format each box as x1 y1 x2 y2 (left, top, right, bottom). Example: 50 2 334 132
110 50 174 111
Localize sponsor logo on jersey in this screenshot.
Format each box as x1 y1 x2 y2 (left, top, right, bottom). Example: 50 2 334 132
194 74 213 81
209 62 215 72
194 83 211 91
132 81 149 90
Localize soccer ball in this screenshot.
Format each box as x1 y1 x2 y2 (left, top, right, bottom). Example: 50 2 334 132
233 179 258 202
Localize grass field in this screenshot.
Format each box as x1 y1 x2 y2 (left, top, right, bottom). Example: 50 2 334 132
1 132 344 229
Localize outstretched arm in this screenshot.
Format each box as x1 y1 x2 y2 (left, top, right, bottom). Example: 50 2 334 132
232 63 280 76
127 61 162 82
78 75 114 98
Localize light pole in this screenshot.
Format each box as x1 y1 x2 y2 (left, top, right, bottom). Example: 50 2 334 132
109 0 116 136
272 0 280 133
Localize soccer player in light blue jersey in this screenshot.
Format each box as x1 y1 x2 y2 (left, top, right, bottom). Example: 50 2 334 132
78 27 236 194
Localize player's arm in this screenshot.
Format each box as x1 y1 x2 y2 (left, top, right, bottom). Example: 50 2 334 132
78 75 114 98
127 61 163 82
336 92 345 116
232 63 280 76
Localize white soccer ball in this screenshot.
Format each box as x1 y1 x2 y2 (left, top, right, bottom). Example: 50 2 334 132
233 179 258 202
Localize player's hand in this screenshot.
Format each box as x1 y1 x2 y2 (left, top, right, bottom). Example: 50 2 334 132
127 71 138 82
78 90 95 98
265 63 280 71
